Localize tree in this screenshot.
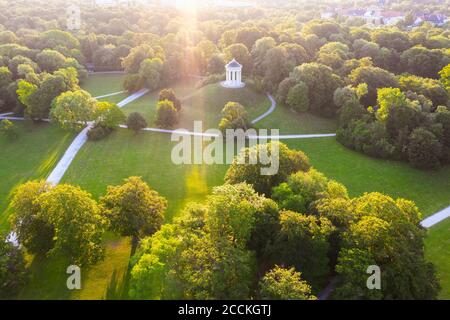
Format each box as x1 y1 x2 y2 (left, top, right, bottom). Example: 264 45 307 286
10 180 54 254
37 184 106 265
349 66 398 106
398 74 448 107
100 176 167 246
51 90 97 130
262 47 290 91
272 168 328 214
225 142 311 196
276 77 296 105
127 112 147 133
122 44 157 74
371 28 411 52
286 82 309 112
291 63 343 117
158 88 181 111
139 58 163 91
0 119 18 140
408 128 442 169
0 240 27 299
267 210 334 290
251 37 276 77
207 54 225 75
94 101 126 129
334 192 440 300
155 99 178 129
219 102 250 132
439 64 450 93
400 46 449 79
36 49 68 73
224 43 252 75
259 266 316 300
0 67 12 88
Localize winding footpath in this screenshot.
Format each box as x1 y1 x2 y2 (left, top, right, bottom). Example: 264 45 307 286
1 88 449 228
251 94 277 124
46 88 150 185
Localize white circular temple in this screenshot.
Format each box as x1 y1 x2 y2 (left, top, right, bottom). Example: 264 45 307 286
221 59 245 89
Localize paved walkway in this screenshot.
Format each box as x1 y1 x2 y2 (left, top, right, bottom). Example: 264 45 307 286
117 88 149 108
46 89 149 185
421 206 450 228
251 94 276 124
95 91 125 100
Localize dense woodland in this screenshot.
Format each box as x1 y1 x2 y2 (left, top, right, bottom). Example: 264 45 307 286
0 0 449 300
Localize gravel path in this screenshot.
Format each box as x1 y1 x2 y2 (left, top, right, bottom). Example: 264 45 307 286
251 93 276 124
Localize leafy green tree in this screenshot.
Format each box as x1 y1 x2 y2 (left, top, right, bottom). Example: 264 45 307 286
252 37 276 77
158 88 181 111
51 90 97 130
10 180 54 254
400 46 449 79
439 64 450 92
219 101 250 132
259 266 316 300
334 192 440 300
207 54 225 75
139 58 163 91
122 44 157 74
398 74 448 107
37 184 106 265
0 66 12 88
267 210 334 290
0 119 18 140
408 128 442 169
94 101 126 129
0 240 27 299
100 176 167 245
272 168 328 213
155 99 178 129
349 66 398 106
225 142 311 196
286 82 309 112
36 49 68 73
127 112 147 133
291 63 343 116
276 77 296 105
224 43 252 75
371 28 411 52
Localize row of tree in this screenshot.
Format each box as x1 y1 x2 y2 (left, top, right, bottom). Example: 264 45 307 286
128 142 439 300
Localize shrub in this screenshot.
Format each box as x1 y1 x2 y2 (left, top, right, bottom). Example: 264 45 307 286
158 88 181 111
218 101 250 132
0 119 18 140
155 100 178 129
0 240 27 298
126 112 147 133
87 125 112 141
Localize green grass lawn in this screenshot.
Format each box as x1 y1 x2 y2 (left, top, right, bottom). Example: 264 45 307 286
9 76 450 300
0 122 75 234
285 138 450 218
425 219 450 299
256 103 337 134
62 131 227 221
80 73 126 98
